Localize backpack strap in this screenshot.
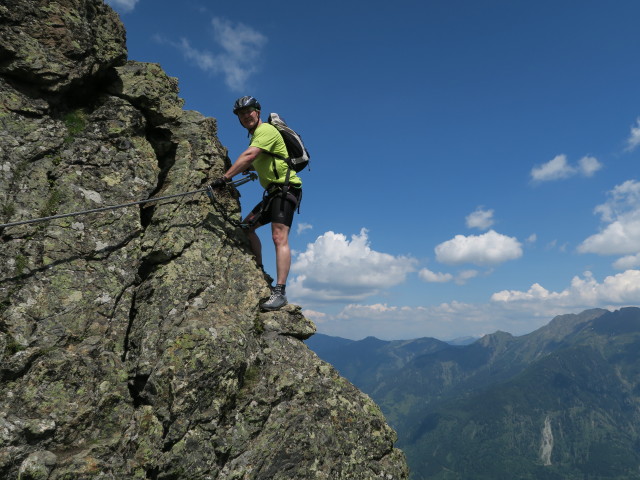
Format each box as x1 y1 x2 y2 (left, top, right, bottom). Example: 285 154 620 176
268 151 293 206
267 126 294 204
282 165 292 209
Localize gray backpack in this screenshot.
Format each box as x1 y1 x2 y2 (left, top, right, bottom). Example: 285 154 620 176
268 113 310 172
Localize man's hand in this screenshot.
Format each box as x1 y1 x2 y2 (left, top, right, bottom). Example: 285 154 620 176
210 177 228 189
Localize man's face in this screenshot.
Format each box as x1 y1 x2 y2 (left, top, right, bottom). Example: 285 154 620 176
237 107 260 131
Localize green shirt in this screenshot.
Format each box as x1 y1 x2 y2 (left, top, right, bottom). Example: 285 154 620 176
250 123 302 189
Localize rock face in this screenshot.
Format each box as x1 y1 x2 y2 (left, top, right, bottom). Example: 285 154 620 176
0 1 409 479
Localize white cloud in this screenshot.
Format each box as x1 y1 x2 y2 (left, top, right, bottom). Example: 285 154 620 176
592 179 640 223
419 268 453 283
418 268 480 285
578 180 640 256
297 222 313 235
530 154 602 182
531 154 573 181
288 228 417 302
305 270 640 340
626 118 640 152
492 270 640 308
177 38 214 69
332 302 479 340
455 269 480 285
526 233 537 244
578 156 602 177
579 218 640 255
105 0 139 12
301 309 327 322
613 254 640 270
314 301 550 341
171 17 267 91
545 239 568 252
435 230 523 266
466 207 494 230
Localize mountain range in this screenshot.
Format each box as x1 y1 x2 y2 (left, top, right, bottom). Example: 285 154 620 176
307 307 640 479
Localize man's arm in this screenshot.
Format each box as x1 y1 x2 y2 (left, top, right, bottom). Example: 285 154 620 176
223 146 261 180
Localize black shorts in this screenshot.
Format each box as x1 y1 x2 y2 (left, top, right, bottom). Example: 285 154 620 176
248 187 301 228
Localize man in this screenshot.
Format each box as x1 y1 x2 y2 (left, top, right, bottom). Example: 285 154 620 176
211 96 302 311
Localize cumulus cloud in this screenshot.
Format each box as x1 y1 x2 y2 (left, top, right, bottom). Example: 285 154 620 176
466 207 494 230
492 270 640 308
530 154 602 182
578 156 602 177
435 230 523 266
531 155 572 181
592 179 640 223
288 228 417 302
613 254 640 270
578 180 640 256
105 0 139 12
301 309 328 322
418 268 479 285
626 118 640 152
419 268 453 283
171 17 267 91
307 269 640 340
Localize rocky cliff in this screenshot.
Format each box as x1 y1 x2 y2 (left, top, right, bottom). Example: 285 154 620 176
0 1 409 478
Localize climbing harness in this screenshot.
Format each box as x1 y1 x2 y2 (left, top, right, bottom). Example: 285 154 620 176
0 174 258 230
240 182 301 230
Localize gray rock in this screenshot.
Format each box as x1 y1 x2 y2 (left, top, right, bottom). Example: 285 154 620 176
0 0 126 95
18 450 58 480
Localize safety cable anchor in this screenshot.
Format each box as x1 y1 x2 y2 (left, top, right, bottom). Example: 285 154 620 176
228 172 258 187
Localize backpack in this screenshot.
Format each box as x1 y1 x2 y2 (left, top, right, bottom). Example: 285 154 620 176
268 113 310 173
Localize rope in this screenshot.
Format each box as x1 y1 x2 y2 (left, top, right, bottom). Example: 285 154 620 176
0 189 207 229
0 174 257 229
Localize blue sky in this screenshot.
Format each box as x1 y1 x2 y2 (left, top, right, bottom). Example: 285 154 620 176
106 0 640 341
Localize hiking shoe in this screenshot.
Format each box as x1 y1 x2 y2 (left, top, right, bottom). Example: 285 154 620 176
260 288 287 311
